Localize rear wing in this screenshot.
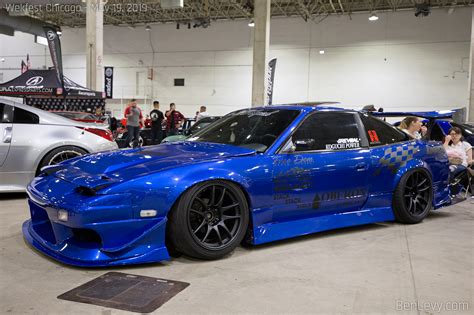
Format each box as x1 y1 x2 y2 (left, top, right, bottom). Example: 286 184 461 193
371 110 454 141
371 110 454 119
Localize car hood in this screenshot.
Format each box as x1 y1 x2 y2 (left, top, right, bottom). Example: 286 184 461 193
52 142 256 190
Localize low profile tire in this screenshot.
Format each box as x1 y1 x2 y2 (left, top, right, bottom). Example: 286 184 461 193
168 180 249 260
37 146 87 174
392 169 433 224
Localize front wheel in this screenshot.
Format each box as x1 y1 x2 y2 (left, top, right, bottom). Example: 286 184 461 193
393 169 433 224
167 180 249 260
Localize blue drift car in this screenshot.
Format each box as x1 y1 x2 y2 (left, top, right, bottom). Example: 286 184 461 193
23 105 451 267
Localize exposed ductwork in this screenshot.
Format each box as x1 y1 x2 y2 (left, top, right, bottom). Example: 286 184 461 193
0 9 59 37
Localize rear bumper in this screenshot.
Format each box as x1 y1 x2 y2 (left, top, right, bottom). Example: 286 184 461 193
22 198 170 267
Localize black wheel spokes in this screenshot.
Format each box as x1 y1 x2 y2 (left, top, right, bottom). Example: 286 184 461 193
404 172 431 215
188 184 243 249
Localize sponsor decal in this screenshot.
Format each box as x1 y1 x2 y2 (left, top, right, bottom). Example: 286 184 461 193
77 91 96 97
272 167 312 204
274 155 314 167
325 138 361 150
311 188 368 209
26 76 44 86
368 130 380 143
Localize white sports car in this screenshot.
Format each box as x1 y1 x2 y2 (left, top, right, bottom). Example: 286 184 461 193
0 99 118 192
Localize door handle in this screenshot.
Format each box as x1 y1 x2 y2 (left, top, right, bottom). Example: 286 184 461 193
3 127 12 143
354 162 367 171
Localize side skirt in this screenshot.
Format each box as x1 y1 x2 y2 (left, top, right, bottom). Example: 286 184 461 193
251 207 395 245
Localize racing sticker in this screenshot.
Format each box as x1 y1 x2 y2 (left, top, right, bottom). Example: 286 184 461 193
272 167 312 193
368 130 380 143
325 138 361 150
374 144 419 175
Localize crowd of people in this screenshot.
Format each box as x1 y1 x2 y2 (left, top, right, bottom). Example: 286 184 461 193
122 99 210 148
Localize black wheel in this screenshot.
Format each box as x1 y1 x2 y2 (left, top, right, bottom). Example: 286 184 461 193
393 169 433 224
168 180 249 260
37 146 87 174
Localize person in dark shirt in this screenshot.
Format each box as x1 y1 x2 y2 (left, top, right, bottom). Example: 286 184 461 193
150 100 164 145
166 103 185 136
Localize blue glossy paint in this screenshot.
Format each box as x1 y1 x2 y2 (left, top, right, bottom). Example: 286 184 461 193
23 106 451 267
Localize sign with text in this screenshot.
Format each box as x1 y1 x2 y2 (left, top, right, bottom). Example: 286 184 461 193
104 66 113 98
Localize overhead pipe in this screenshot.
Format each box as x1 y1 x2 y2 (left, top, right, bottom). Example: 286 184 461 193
0 9 59 37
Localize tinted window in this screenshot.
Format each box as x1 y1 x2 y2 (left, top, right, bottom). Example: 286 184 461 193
293 112 361 151
360 114 407 146
191 109 300 152
0 103 13 123
13 107 39 124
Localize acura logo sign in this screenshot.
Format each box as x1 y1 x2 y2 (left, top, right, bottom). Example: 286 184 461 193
26 76 44 86
47 30 56 41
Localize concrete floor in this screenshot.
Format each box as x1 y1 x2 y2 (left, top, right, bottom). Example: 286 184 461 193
0 194 472 315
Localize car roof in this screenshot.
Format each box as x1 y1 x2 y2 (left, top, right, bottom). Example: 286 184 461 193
0 98 105 128
263 102 348 112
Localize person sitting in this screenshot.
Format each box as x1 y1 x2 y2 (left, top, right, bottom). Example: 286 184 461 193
444 127 473 196
444 127 473 170
399 116 427 140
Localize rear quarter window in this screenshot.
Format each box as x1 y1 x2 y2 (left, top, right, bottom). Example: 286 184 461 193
360 114 408 146
13 107 40 124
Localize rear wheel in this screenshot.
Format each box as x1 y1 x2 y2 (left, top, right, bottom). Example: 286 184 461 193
168 180 249 260
393 169 433 224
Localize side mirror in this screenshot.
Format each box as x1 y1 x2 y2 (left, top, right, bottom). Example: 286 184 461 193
294 139 315 150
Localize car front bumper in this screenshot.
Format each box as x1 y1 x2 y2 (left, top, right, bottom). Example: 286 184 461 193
22 197 170 267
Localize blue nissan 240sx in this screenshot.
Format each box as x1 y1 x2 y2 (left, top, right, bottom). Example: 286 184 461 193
23 105 451 267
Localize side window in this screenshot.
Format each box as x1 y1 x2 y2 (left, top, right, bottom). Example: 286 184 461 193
293 112 362 152
13 107 39 124
0 103 13 123
360 114 407 146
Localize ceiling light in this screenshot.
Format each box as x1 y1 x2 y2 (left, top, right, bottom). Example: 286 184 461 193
145 25 151 31
1 58 5 62
369 13 379 21
319 50 325 55
248 20 255 27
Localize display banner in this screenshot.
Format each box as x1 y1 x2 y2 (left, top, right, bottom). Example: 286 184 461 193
266 58 277 105
43 26 64 89
104 66 114 98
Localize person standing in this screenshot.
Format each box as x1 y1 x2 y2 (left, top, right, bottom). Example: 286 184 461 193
124 99 143 148
166 103 185 136
196 105 209 122
150 100 164 145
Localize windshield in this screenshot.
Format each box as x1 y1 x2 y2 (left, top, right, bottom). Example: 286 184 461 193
188 117 220 135
189 108 300 152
